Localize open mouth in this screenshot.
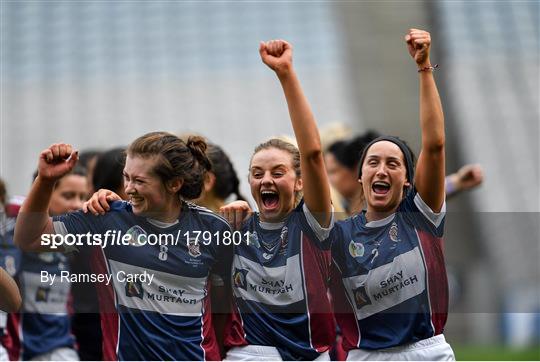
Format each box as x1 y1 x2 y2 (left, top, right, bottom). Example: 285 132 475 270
261 190 280 210
372 181 391 195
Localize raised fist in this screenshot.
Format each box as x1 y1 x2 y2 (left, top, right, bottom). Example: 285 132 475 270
259 39 293 76
405 29 431 67
37 143 78 182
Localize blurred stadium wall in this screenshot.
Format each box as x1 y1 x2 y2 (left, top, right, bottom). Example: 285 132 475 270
1 0 538 347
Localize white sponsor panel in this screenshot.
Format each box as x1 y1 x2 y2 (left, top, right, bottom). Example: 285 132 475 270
233 254 304 306
109 259 207 316
343 247 426 320
22 271 70 314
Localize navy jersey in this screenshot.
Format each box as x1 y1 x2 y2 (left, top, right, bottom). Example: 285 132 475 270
225 201 336 360
18 251 75 360
52 201 232 361
330 189 448 350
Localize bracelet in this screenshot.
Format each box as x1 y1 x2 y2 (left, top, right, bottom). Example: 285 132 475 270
417 64 439 73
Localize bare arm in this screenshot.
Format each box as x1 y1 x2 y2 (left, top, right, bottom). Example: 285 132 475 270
0 267 21 312
260 40 332 227
15 143 78 252
406 30 446 212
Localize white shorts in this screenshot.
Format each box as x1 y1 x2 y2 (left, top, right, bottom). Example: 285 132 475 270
225 345 330 361
0 345 7 362
29 347 79 361
346 334 455 361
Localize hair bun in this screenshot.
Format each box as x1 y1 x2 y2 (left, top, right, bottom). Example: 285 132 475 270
186 136 211 171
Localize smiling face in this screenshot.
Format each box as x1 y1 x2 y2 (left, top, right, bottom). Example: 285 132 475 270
123 155 181 220
360 141 410 217
49 174 88 216
249 147 302 223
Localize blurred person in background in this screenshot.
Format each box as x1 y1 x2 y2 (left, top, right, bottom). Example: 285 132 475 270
0 267 21 361
0 268 21 313
71 147 126 361
78 150 101 196
325 131 380 216
0 178 23 361
191 143 246 213
13 167 88 361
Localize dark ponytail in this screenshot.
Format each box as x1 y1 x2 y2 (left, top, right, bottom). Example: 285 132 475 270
206 143 245 201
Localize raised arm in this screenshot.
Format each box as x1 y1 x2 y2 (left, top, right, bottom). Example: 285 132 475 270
0 267 21 312
14 143 78 252
406 29 445 212
259 40 332 227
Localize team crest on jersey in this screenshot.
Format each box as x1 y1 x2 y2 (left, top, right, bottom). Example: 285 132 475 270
353 285 371 309
35 286 50 302
187 238 201 258
389 222 399 242
248 232 260 248
125 225 147 247
125 280 144 299
233 268 248 290
349 240 365 258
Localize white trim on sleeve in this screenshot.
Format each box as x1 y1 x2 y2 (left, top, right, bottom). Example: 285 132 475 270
302 203 335 242
413 193 446 228
52 220 69 236
52 220 79 253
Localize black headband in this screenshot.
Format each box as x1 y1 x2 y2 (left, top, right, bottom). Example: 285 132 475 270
357 136 415 186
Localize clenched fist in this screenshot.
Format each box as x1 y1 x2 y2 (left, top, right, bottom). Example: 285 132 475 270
37 143 78 182
405 29 431 67
259 39 293 77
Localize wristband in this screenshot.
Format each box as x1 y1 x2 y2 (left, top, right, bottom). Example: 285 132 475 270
418 64 439 73
445 176 456 196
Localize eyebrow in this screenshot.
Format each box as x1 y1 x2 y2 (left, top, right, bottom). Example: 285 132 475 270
366 155 402 162
122 171 149 180
250 164 288 170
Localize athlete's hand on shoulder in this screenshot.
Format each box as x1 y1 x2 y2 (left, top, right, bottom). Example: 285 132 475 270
219 201 252 231
259 39 293 77
405 29 431 68
83 189 122 215
37 143 78 182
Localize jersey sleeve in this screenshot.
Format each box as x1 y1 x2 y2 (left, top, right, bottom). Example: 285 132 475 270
201 212 233 287
400 188 446 237
297 200 336 250
329 219 354 271
52 210 105 252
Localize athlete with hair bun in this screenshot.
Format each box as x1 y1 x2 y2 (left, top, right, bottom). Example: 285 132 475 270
14 132 233 361
330 29 455 360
